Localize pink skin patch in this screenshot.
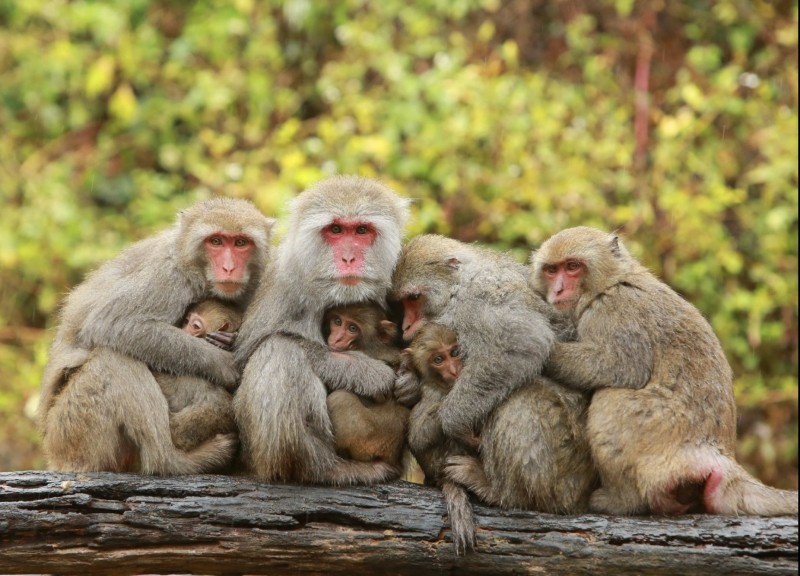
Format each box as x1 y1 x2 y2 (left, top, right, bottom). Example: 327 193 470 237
401 296 424 342
703 467 725 514
320 219 377 283
543 259 584 310
205 233 254 294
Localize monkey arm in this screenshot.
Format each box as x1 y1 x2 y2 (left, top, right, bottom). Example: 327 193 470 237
299 339 396 401
545 335 653 392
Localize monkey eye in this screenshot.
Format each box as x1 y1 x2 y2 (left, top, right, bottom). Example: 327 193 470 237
208 236 224 246
191 320 204 332
565 260 582 272
432 354 444 365
451 346 461 358
347 324 359 334
543 264 558 275
333 317 343 326
234 237 251 247
407 293 420 301
329 224 343 234
355 225 369 235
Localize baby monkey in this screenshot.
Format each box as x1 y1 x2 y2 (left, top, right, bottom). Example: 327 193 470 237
405 323 478 555
324 303 409 469
156 299 242 451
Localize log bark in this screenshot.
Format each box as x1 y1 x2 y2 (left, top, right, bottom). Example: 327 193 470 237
0 470 796 575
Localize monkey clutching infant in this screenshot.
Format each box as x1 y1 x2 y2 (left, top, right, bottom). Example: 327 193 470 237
323 303 410 469
234 175 411 485
530 226 798 516
38 198 275 474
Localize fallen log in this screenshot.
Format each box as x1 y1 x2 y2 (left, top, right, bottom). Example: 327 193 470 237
0 470 796 575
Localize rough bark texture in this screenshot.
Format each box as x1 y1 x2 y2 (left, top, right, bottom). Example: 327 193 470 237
0 470 796 575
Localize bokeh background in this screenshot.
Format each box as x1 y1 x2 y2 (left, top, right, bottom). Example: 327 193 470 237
1 0 797 489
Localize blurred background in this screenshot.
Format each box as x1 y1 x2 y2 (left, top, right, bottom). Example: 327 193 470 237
0 0 796 489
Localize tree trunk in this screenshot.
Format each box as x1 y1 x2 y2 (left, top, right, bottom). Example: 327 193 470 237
0 470 796 575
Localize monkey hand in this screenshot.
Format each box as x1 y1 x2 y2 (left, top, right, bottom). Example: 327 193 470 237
205 330 237 351
393 367 422 407
209 350 241 391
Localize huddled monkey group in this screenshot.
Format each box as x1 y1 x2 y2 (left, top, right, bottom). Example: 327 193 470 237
38 176 798 554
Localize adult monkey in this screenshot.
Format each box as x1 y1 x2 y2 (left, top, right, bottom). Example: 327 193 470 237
530 226 798 516
391 234 559 444
234 175 410 484
39 198 274 474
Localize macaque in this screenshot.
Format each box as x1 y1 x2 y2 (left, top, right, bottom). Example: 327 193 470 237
529 226 798 516
39 198 274 474
234 175 410 485
324 302 409 468
391 234 559 445
406 323 477 554
156 299 244 451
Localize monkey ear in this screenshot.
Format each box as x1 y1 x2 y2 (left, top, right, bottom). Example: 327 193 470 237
445 256 460 269
378 320 397 344
609 235 622 257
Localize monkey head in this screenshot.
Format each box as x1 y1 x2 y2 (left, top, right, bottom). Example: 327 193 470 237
177 198 275 302
530 226 634 316
324 303 397 353
392 235 468 342
280 176 410 306
408 323 462 386
182 300 243 338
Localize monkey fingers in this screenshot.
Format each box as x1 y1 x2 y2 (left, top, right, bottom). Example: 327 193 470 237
393 367 422 407
205 331 237 351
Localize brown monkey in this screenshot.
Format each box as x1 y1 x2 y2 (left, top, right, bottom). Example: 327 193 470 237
391 234 560 445
529 226 798 516
234 176 410 485
324 302 409 467
156 299 243 451
405 323 477 555
39 198 275 474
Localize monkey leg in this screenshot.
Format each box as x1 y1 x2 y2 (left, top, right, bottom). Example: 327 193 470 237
236 336 399 485
157 374 236 451
45 349 236 475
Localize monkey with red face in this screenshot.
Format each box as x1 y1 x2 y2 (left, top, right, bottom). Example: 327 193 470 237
234 176 410 485
530 226 798 516
39 198 275 474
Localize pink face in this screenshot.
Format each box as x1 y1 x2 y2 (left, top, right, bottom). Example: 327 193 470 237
542 259 584 310
204 233 255 295
400 294 424 342
320 218 377 285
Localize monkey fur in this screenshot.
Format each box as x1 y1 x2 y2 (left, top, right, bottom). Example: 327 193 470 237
234 175 410 485
324 302 409 468
530 226 798 516
39 198 274 474
391 234 561 445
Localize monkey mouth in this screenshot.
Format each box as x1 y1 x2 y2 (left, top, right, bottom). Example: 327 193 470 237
214 281 243 293
337 276 362 286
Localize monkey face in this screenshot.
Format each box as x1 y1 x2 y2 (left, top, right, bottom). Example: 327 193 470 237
182 311 208 337
430 343 462 385
327 313 361 351
541 259 584 311
321 219 378 285
204 233 257 299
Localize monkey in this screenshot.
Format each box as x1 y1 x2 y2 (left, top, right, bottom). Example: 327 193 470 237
391 234 560 446
38 198 275 474
156 299 244 451
323 302 409 468
405 322 477 555
529 226 798 516
234 175 411 485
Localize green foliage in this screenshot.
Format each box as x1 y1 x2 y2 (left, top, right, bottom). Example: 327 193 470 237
1 0 797 482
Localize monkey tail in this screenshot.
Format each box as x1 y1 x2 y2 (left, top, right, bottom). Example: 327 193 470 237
441 480 476 555
705 460 798 516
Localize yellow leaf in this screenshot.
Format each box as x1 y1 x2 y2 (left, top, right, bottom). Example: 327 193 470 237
86 55 116 98
109 84 138 123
